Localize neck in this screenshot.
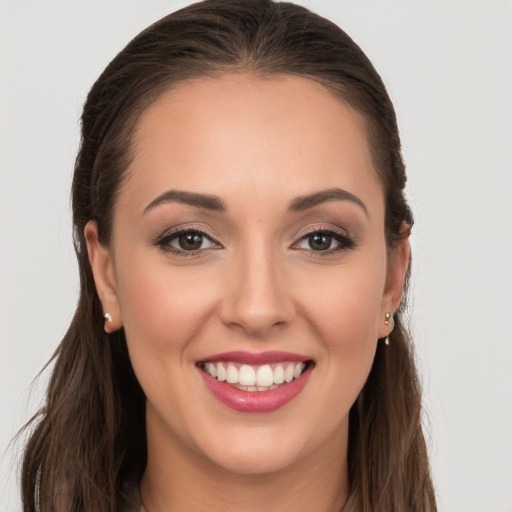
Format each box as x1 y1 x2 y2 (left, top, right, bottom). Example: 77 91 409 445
140 413 350 512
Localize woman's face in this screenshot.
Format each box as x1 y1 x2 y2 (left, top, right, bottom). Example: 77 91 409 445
87 74 407 476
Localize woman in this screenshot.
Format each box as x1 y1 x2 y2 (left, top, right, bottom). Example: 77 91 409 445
20 0 436 510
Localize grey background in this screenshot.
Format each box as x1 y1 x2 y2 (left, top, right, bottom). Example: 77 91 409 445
1 1 511 510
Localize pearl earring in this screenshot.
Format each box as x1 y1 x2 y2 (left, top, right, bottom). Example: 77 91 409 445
104 312 112 323
384 312 392 345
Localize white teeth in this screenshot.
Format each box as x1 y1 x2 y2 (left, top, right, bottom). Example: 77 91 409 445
284 364 294 383
205 362 217 378
203 360 309 388
239 364 256 386
226 363 238 384
273 364 285 384
256 365 274 387
216 362 227 381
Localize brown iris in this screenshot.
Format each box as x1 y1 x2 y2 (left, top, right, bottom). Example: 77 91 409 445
308 233 333 251
178 232 203 250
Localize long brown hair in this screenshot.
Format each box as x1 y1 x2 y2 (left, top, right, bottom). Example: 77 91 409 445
20 1 436 510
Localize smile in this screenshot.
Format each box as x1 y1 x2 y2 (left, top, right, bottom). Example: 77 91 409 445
197 351 314 412
200 361 307 391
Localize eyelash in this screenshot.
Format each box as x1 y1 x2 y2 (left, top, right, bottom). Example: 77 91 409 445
291 226 356 255
153 226 222 256
153 226 355 256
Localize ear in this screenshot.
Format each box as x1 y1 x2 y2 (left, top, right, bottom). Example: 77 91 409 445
379 224 411 338
84 220 123 333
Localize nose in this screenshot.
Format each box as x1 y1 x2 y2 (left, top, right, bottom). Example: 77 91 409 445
219 244 295 336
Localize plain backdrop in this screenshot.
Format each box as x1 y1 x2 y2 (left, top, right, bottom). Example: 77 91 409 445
1 1 511 511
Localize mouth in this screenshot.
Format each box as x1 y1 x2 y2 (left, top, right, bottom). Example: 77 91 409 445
197 351 314 412
198 360 311 391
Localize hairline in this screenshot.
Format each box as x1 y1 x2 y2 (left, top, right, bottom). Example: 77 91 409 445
105 69 385 241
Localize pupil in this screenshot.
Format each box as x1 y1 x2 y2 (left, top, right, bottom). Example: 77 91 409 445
179 233 202 250
309 233 331 251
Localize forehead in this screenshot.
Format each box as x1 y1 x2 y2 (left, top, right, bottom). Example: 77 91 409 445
121 73 382 215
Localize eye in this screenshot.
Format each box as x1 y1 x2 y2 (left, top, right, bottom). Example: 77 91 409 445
155 228 221 254
292 228 355 253
174 232 208 251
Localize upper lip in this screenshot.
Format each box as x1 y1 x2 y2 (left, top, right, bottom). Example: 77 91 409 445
199 351 312 365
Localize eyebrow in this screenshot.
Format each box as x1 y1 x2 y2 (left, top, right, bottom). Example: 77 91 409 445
288 187 369 217
142 189 226 215
142 187 368 217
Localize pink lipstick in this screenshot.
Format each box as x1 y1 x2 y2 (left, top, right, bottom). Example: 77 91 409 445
201 350 309 365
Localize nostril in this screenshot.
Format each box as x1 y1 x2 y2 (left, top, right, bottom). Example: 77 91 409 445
218 262 296 333
219 302 295 335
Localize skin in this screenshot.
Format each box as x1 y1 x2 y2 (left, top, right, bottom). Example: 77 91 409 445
85 74 409 512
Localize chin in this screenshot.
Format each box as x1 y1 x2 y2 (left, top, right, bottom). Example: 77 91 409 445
206 442 303 476
189 420 317 476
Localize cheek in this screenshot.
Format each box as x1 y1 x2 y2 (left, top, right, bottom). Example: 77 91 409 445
294 250 387 395
113 254 223 431
300 257 386 345
114 252 219 360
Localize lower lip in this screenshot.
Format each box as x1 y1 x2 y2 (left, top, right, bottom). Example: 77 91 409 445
199 365 312 413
